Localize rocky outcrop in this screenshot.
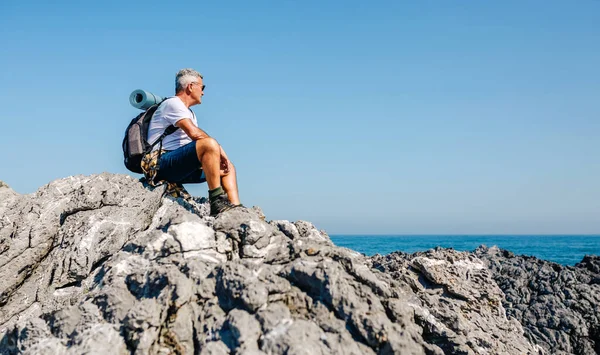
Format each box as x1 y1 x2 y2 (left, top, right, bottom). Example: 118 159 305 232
369 249 540 354
475 246 600 355
0 173 594 354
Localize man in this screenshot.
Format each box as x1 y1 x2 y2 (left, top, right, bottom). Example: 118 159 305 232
141 68 241 216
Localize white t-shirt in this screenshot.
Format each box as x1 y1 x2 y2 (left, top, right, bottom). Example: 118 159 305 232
147 97 197 151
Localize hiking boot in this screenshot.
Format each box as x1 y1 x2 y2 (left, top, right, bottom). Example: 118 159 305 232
210 194 236 216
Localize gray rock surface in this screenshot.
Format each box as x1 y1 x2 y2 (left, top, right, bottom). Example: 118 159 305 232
369 249 538 355
0 173 589 354
475 246 600 355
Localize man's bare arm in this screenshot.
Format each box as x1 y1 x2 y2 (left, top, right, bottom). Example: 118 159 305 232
176 118 230 172
175 118 210 140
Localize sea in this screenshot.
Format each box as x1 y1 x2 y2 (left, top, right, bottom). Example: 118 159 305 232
329 235 600 266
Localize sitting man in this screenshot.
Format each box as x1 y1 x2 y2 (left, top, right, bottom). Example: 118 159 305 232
141 68 241 216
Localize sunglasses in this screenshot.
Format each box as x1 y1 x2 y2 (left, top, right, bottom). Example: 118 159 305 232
191 82 206 91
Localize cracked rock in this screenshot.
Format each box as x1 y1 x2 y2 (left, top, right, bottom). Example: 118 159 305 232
0 173 595 354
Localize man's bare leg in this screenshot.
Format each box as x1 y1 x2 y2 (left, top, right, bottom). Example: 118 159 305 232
194 138 239 215
221 163 240 205
194 138 221 189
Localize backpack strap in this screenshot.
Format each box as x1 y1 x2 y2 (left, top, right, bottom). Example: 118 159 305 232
147 97 181 151
145 99 182 179
149 125 179 150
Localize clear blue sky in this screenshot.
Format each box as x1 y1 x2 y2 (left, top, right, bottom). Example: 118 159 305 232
1 0 598 234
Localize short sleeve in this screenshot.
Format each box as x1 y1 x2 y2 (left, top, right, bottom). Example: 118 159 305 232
160 98 192 126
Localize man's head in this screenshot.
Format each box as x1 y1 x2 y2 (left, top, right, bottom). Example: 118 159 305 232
175 68 204 106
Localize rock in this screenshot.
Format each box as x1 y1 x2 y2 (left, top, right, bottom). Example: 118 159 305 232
0 173 595 354
370 248 536 355
221 309 262 352
576 255 600 275
475 245 600 355
270 220 300 240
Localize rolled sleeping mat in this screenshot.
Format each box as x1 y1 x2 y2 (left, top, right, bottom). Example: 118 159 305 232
129 89 164 110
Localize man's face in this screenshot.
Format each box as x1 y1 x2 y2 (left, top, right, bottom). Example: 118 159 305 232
189 78 204 104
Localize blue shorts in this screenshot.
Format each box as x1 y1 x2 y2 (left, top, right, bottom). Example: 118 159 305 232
154 141 207 184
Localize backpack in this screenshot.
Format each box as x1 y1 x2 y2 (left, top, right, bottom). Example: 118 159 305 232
122 98 179 174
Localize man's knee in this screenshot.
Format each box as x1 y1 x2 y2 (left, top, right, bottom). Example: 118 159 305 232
195 137 219 154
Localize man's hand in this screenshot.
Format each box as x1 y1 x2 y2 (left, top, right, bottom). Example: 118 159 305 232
220 148 229 175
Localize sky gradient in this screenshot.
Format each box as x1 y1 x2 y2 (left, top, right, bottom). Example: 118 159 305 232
1 0 598 234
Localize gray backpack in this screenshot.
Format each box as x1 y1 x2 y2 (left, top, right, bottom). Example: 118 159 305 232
122 99 178 174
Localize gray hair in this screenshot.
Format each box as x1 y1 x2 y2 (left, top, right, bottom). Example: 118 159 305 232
175 68 203 93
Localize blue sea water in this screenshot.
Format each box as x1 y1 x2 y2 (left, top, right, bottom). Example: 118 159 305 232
329 235 600 266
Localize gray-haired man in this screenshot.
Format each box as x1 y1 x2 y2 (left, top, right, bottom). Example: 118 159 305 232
142 68 241 216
